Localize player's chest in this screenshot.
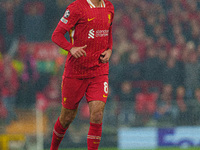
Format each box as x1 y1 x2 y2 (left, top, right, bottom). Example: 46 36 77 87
80 8 112 29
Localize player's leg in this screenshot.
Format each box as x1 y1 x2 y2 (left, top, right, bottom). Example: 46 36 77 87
50 107 78 150
87 101 105 150
59 106 78 128
50 77 87 150
89 101 105 124
86 75 108 150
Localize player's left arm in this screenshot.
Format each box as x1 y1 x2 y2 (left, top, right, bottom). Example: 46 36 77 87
100 8 114 64
100 25 112 63
100 25 113 62
100 49 112 63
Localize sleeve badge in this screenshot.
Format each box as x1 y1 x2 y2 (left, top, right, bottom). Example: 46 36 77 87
64 10 70 18
108 13 111 24
60 17 68 24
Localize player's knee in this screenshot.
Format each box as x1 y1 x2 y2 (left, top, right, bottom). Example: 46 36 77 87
60 114 76 128
90 111 103 124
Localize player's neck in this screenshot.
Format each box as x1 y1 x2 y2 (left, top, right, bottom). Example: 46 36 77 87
90 0 102 7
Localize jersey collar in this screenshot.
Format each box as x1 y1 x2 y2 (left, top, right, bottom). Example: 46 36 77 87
86 0 105 8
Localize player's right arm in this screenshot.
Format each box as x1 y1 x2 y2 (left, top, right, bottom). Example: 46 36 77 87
51 1 86 58
51 26 86 58
51 25 73 51
70 45 87 58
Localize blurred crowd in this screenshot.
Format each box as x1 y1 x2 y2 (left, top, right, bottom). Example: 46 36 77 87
109 0 200 126
0 0 200 127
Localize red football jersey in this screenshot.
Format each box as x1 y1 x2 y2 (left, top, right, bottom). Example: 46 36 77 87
57 0 114 78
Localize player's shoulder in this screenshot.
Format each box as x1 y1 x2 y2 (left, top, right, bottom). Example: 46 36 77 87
105 0 114 12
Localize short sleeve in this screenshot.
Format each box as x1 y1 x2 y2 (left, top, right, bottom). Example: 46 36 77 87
58 1 82 31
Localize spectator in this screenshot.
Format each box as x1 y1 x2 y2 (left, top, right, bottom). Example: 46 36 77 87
169 47 185 86
190 19 200 47
142 47 162 81
123 51 142 81
184 50 200 99
189 88 200 125
162 57 182 90
144 14 156 38
118 81 135 126
113 27 132 59
154 84 177 124
156 36 172 53
132 27 147 61
157 49 167 69
175 86 189 125
0 54 19 124
109 52 123 94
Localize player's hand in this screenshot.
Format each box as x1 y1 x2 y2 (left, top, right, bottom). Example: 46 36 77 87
100 49 112 63
70 45 87 58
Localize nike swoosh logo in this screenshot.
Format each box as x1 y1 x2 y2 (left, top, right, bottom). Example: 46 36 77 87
88 17 95 21
103 94 107 98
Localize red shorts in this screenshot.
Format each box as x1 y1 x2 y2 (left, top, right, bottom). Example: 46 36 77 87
61 75 109 109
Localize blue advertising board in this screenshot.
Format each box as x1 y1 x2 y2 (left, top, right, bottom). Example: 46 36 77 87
118 127 200 149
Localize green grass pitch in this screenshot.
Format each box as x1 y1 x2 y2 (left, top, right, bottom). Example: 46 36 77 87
58 147 198 150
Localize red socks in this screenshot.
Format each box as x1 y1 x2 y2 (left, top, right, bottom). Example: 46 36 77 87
87 122 102 150
50 118 68 150
50 120 102 150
